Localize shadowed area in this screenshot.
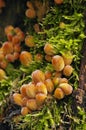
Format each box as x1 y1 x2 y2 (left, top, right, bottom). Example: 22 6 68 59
0 0 26 40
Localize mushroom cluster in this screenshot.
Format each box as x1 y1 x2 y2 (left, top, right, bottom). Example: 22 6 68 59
0 0 5 13
0 25 24 69
25 0 49 21
13 64 73 116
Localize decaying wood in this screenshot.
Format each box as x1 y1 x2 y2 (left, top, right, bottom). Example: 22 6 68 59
79 41 86 91
72 40 86 112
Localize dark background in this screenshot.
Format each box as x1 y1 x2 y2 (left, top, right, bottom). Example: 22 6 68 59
0 0 27 40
